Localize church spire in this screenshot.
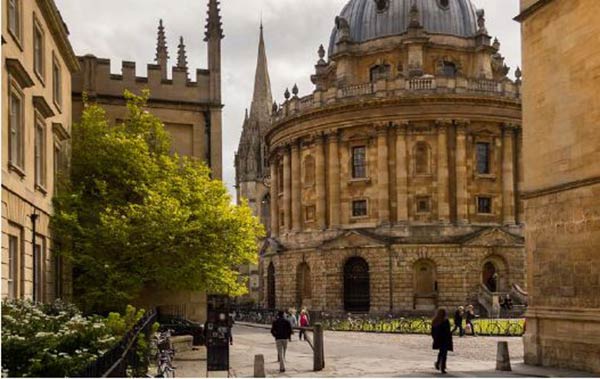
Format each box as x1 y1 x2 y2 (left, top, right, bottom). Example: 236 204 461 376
204 0 224 42
249 22 273 130
155 19 169 80
205 0 223 103
177 36 188 72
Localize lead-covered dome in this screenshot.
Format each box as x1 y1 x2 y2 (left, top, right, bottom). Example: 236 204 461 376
329 0 480 55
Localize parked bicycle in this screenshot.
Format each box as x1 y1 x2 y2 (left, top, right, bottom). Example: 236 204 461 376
148 329 176 378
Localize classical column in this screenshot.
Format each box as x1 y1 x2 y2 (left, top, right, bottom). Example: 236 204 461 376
291 141 302 232
502 124 516 225
395 122 409 223
327 131 341 228
376 123 391 224
270 155 279 237
283 146 292 232
436 120 451 223
455 120 469 224
315 134 327 230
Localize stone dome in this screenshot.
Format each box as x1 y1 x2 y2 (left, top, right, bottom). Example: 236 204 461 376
329 0 480 55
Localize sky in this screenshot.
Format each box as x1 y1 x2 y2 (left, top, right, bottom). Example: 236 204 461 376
55 0 522 200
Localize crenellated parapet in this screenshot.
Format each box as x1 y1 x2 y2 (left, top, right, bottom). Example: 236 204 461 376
72 55 212 104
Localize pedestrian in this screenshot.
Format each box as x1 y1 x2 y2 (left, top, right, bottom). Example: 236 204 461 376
431 308 453 374
451 306 465 337
271 310 293 372
465 304 477 336
286 309 297 341
298 309 309 340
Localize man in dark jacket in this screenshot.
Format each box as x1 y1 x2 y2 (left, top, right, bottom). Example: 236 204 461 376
271 311 293 372
432 308 453 374
451 306 465 337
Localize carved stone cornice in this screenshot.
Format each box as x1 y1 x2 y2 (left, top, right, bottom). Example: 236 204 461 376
435 119 453 130
455 119 470 134
394 121 409 135
375 121 391 135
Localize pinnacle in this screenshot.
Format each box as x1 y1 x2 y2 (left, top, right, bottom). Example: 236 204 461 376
177 36 188 70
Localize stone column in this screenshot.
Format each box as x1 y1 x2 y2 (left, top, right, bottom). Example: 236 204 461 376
283 146 292 232
395 122 409 223
436 120 451 223
502 125 516 225
315 134 327 230
270 155 279 237
327 131 341 228
291 141 302 232
376 123 391 224
455 120 469 224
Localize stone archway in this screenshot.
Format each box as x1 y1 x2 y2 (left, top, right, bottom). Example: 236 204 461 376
413 259 438 311
267 262 276 309
296 262 312 309
343 257 370 312
481 255 509 293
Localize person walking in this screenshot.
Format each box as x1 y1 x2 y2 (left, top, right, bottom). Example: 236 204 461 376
286 309 297 341
431 308 453 374
298 310 309 341
271 311 293 372
465 304 477 336
451 306 465 337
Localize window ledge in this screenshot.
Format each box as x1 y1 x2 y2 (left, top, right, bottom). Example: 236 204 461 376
35 184 48 195
348 177 371 184
7 30 23 52
53 100 62 115
476 174 497 180
414 173 433 178
8 163 26 178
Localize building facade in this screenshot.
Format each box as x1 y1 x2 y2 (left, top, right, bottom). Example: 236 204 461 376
261 0 526 315
2 0 79 301
517 0 600 374
71 1 224 179
235 24 273 304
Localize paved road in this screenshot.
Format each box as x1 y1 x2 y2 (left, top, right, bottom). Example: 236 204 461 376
228 324 525 377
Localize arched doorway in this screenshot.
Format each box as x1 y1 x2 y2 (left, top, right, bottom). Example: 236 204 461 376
296 262 312 308
344 257 370 312
413 259 437 311
267 262 276 309
481 255 509 293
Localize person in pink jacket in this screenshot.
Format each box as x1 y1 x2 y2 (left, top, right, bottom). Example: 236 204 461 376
298 309 309 341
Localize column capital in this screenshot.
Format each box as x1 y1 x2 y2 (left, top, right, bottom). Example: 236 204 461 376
314 132 326 145
502 123 519 133
394 120 410 135
325 129 341 143
455 119 471 129
289 139 301 151
435 119 453 129
375 121 391 135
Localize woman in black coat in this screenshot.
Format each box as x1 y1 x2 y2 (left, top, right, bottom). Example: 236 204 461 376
431 308 453 374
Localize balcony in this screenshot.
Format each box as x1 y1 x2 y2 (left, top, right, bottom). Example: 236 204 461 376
272 75 521 124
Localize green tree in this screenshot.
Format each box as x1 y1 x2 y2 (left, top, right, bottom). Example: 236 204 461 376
53 91 264 314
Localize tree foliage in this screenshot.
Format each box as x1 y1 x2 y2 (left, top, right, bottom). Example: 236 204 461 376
53 91 264 314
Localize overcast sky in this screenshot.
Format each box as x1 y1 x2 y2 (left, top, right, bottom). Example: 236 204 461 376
55 0 521 199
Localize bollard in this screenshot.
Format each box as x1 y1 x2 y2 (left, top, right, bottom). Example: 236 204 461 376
313 323 324 371
496 341 512 371
254 354 265 377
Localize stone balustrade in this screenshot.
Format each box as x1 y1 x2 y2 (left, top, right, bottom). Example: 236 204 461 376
273 75 520 123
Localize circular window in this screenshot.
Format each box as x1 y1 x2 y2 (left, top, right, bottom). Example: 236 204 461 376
438 0 450 10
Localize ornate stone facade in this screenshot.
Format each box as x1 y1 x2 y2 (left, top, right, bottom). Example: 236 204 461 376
260 0 526 315
235 24 273 304
517 0 600 374
2 0 79 302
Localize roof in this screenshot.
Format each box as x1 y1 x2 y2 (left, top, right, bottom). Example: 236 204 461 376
329 0 480 56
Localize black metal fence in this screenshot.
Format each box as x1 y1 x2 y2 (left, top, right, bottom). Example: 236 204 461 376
75 308 157 378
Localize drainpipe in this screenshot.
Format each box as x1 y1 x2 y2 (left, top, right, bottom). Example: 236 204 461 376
30 212 39 302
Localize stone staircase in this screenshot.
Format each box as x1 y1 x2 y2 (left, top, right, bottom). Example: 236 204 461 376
477 283 528 318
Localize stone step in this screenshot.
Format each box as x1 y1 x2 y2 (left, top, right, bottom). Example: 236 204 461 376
171 335 194 353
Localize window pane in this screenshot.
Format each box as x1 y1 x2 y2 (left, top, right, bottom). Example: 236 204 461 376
33 244 43 302
415 144 429 174
478 197 492 214
352 200 368 217
53 62 61 106
8 0 16 33
352 146 366 178
35 122 46 187
8 236 18 299
476 143 490 174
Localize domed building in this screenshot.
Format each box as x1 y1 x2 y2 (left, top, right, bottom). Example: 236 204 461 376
257 0 526 315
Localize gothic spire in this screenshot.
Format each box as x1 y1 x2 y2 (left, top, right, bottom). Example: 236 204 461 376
249 22 273 128
177 36 188 71
155 19 169 80
204 0 224 42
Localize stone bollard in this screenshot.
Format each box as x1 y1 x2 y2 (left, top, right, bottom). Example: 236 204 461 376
313 323 324 371
254 354 265 377
496 341 512 371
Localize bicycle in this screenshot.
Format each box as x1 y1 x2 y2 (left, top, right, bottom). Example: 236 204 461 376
149 329 177 378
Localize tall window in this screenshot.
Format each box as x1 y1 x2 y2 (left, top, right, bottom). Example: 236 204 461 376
370 64 391 82
7 0 22 41
352 200 368 218
52 55 62 109
303 156 315 186
33 241 44 302
8 236 19 299
442 61 457 77
352 146 367 178
416 196 431 214
35 116 47 189
415 142 430 175
9 85 24 169
33 19 45 80
476 142 491 174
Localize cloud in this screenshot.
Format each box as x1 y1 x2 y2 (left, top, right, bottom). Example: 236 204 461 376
55 0 521 200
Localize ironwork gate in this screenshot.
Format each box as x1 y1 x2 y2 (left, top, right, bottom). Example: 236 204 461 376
344 257 370 312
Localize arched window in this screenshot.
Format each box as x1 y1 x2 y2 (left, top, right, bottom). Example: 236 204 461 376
267 262 276 309
370 64 391 82
296 262 312 307
414 142 431 175
442 61 457 77
344 257 370 312
414 260 437 294
303 155 315 186
481 256 509 293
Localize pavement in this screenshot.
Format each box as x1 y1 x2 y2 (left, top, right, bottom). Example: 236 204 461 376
173 323 598 378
